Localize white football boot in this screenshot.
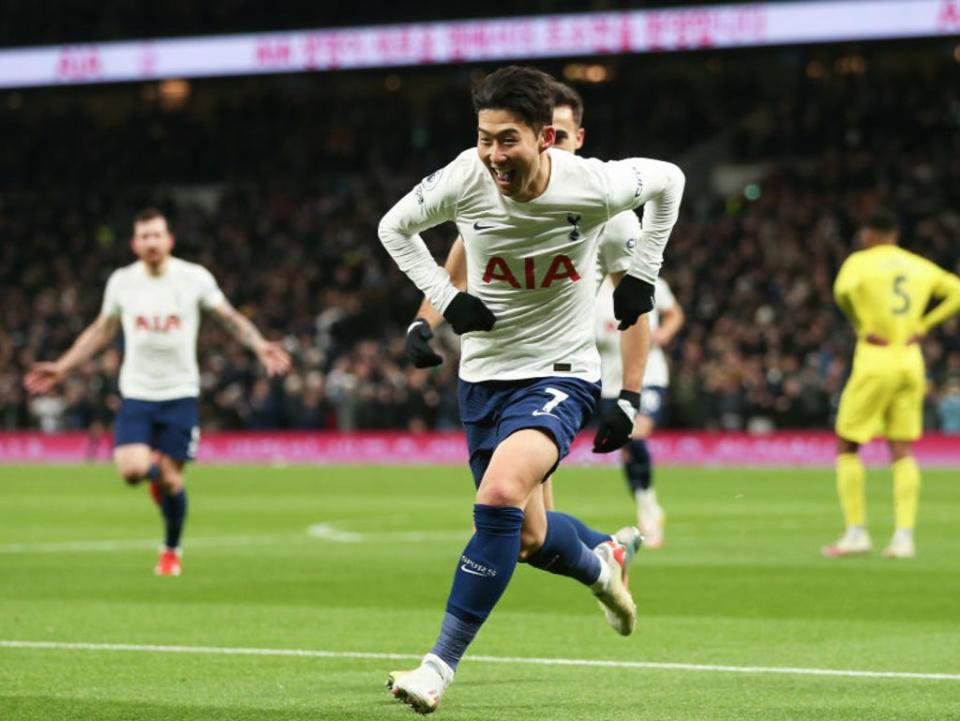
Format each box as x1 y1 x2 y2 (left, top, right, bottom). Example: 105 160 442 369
821 527 872 557
387 653 454 714
591 541 637 636
636 490 665 549
883 530 915 559
612 526 644 585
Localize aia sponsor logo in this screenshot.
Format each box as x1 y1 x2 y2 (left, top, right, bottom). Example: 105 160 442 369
135 315 182 333
482 255 581 289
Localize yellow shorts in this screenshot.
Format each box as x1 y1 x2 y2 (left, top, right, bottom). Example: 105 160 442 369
835 347 925 444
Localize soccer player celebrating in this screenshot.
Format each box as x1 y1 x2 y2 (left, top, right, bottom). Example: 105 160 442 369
406 80 649 552
823 209 960 559
379 66 684 713
24 208 291 576
596 275 684 548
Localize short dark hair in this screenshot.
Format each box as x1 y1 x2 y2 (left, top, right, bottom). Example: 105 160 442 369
134 207 167 225
863 207 899 235
552 81 584 127
472 65 555 132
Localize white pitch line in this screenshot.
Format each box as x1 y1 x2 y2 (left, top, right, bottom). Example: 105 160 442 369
0 535 302 554
1 640 958 682
0 527 468 554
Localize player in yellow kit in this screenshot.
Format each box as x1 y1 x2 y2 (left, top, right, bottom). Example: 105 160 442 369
823 209 960 559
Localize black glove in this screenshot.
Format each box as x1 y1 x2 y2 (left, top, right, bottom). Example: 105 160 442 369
592 390 640 453
405 319 443 368
443 292 496 334
613 275 656 330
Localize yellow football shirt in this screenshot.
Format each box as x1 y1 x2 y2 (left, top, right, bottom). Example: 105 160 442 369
833 245 960 347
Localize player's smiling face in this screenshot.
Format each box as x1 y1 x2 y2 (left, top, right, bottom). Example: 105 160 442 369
477 109 555 201
132 217 174 269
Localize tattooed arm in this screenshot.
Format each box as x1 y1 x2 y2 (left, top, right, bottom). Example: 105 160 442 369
211 300 292 377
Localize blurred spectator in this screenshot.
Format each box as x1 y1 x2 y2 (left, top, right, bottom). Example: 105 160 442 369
938 379 960 433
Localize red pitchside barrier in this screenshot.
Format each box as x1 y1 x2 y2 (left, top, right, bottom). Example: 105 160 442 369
1 431 958 467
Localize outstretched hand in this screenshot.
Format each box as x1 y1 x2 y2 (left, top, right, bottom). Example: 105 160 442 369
23 362 64 395
256 341 292 377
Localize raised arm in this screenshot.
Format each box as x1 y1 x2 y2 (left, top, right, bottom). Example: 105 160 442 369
210 300 291 377
24 314 120 394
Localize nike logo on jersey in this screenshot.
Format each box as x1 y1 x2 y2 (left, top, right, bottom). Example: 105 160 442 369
473 222 499 232
532 410 559 418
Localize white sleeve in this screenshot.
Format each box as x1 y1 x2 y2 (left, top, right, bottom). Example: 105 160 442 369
196 266 225 310
100 271 122 318
598 212 640 277
604 158 685 284
655 278 676 311
378 162 461 314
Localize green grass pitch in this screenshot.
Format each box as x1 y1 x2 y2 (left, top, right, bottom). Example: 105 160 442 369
1 462 959 720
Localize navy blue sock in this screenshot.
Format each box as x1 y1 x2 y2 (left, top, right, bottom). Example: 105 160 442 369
434 504 523 668
624 439 653 493
160 489 188 549
430 612 482 671
525 511 602 586
548 511 610 549
146 464 160 482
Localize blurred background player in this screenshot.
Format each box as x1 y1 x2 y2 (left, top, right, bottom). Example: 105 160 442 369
380 66 683 713
823 209 960 560
405 80 650 548
596 275 684 548
24 208 291 576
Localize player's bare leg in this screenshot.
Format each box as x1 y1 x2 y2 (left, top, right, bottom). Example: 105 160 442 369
113 443 153 485
823 437 872 557
884 440 918 558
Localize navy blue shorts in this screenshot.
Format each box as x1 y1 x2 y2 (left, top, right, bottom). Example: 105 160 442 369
596 386 668 428
114 397 200 462
640 386 668 426
459 377 601 488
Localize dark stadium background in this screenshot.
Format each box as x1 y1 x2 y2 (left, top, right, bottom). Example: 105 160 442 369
1 1 959 437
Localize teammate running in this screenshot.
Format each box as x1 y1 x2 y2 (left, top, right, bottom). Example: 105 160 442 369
25 209 291 576
596 275 684 547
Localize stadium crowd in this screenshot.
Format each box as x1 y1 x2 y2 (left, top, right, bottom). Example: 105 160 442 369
2 47 959 435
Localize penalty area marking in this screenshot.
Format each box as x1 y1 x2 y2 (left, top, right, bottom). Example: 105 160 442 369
1 640 958 682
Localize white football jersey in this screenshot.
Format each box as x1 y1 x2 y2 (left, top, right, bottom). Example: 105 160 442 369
596 276 676 397
379 147 683 382
596 210 641 283
101 257 224 400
